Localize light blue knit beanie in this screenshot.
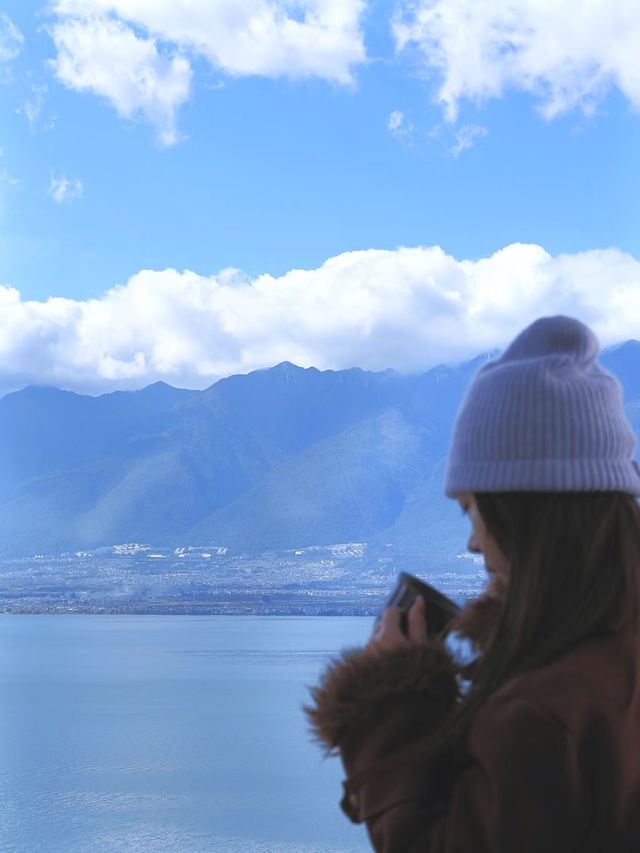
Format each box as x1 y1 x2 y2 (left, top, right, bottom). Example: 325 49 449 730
445 315 640 496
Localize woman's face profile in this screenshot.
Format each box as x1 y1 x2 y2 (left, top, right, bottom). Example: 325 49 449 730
456 491 510 590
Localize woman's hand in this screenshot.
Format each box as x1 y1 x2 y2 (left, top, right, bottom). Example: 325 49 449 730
365 596 428 657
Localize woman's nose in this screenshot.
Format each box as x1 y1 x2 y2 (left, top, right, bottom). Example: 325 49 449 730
467 533 482 554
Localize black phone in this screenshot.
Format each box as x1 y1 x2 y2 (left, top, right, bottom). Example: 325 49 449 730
375 571 461 638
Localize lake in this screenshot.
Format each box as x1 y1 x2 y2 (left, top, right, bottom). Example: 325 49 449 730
0 615 379 852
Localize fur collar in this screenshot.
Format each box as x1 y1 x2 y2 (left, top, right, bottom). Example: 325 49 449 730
304 641 460 755
304 577 507 754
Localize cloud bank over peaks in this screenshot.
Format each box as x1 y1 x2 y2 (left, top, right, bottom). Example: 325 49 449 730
48 0 367 144
1 243 639 397
393 0 640 121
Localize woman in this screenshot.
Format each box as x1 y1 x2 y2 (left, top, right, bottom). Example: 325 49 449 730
305 315 640 851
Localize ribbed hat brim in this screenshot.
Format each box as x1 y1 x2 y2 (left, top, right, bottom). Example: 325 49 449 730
445 458 640 496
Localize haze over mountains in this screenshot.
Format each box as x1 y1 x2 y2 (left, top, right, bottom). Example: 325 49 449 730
2 341 640 564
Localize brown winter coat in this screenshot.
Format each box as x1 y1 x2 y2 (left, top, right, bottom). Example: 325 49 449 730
305 589 640 852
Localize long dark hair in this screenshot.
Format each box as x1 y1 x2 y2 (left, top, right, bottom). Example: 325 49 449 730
425 491 640 763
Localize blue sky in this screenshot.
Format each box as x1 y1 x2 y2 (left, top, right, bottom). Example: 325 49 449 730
0 1 639 394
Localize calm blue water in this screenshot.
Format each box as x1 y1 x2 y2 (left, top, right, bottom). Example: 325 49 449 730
0 615 377 853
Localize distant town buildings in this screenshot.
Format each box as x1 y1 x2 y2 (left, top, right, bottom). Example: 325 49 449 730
0 541 487 616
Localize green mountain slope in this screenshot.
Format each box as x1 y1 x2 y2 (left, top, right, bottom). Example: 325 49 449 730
1 342 638 557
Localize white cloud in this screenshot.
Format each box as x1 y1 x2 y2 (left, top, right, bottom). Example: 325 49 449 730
19 86 44 128
0 149 21 187
1 243 639 396
387 109 415 142
0 170 21 187
450 123 487 156
393 0 640 121
48 1 366 144
50 16 192 147
18 83 55 131
388 110 404 132
49 174 83 203
0 13 23 63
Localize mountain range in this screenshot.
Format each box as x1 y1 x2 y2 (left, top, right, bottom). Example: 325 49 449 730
2 340 640 565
